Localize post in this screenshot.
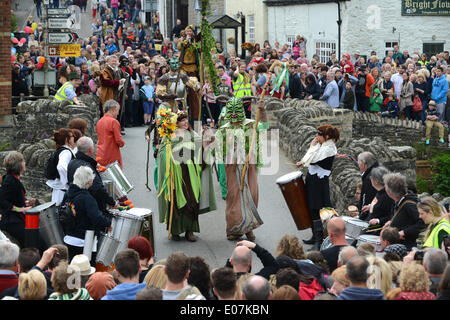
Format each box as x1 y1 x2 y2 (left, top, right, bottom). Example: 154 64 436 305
24 211 40 249
43 2 49 97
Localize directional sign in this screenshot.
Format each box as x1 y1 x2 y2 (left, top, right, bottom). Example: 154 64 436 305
47 45 60 57
59 44 81 57
48 18 72 29
47 8 71 16
48 32 78 44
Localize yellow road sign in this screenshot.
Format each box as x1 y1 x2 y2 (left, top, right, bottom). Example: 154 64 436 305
59 44 81 57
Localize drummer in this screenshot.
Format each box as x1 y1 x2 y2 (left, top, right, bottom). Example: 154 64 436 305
358 166 395 235
296 124 340 251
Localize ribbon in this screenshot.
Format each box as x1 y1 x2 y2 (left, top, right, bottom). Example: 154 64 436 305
270 62 289 96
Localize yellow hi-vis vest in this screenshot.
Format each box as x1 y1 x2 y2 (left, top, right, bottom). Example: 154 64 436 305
232 73 252 98
423 218 450 249
53 81 75 104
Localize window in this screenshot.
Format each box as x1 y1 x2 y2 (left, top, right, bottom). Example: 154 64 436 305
385 41 399 57
286 35 296 48
315 41 336 64
248 15 255 44
423 43 444 59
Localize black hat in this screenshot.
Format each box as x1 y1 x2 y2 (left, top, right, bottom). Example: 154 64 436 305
69 72 81 80
359 64 367 71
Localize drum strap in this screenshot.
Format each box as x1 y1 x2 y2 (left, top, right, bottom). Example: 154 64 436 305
390 200 416 225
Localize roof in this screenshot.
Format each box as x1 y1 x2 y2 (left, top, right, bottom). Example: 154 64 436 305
206 15 242 28
264 0 349 6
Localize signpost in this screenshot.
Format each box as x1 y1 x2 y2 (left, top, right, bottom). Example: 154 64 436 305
59 44 81 57
48 18 73 29
47 8 71 16
402 0 450 16
48 32 79 44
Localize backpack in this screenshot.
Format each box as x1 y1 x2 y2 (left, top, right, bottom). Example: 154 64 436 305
412 96 423 112
298 278 324 300
44 147 74 180
57 196 78 233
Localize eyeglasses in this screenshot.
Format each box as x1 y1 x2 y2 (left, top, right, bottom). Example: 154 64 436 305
316 131 324 136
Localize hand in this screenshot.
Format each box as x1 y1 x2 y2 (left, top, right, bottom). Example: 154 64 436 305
369 219 378 226
108 226 113 233
361 205 370 213
17 206 32 213
403 250 415 265
25 199 36 207
383 220 391 229
236 240 256 249
311 137 319 146
36 247 59 270
296 161 303 168
399 230 405 240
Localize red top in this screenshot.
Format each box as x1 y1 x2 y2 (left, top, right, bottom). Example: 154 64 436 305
96 114 125 168
395 291 436 300
0 273 19 294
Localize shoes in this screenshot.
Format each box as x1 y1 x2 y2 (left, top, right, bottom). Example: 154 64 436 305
185 231 197 242
439 139 445 144
245 231 256 241
227 234 241 241
425 139 430 145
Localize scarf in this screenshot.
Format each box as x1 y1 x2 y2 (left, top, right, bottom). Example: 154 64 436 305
301 139 337 167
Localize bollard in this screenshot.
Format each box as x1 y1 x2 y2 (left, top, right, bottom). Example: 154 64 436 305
24 210 40 248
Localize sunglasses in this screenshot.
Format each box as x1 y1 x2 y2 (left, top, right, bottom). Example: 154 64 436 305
316 131 324 136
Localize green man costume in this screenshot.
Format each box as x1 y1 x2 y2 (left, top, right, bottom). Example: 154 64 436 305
157 110 216 241
215 97 269 240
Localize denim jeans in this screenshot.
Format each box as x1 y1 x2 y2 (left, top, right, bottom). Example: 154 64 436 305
132 8 140 22
36 4 42 17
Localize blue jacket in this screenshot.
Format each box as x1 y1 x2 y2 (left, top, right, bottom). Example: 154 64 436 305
431 75 448 104
101 282 146 300
321 80 340 108
337 286 385 300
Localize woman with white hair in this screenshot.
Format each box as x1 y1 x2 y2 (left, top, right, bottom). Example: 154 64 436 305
62 166 112 261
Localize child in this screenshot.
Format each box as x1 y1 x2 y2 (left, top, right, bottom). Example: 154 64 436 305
369 88 383 113
424 100 445 145
381 92 399 118
342 81 355 110
140 76 155 125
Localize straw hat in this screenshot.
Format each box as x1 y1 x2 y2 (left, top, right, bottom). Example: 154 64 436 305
70 254 96 276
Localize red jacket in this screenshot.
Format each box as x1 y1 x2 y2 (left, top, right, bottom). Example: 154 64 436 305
0 272 18 294
96 114 125 168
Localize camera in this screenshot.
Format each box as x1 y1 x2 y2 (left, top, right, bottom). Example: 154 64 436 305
414 250 425 261
444 234 450 251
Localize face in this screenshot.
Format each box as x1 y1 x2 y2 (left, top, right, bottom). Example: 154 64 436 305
239 64 246 73
20 160 26 175
177 118 189 130
66 133 75 148
316 130 326 144
329 281 346 296
436 69 442 77
418 207 432 224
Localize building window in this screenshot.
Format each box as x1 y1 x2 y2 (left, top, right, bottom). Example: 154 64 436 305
385 41 399 57
286 35 296 47
248 15 255 44
423 43 444 59
315 41 336 64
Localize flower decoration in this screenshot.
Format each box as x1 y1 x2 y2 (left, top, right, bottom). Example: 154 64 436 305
156 106 178 139
241 42 255 51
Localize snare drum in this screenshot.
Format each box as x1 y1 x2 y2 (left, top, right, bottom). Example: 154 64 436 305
276 171 312 230
27 202 65 247
320 235 354 251
357 234 382 252
104 161 134 197
96 233 121 267
342 216 369 239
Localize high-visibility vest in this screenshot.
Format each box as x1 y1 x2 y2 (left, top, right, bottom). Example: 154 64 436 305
423 218 450 249
232 73 252 98
53 81 75 104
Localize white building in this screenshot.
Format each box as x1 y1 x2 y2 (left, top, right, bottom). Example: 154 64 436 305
265 0 450 63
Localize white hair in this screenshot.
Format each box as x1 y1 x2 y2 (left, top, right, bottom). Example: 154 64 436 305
0 240 20 268
73 166 95 189
76 136 94 154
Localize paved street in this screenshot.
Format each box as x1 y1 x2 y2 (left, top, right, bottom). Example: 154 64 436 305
121 126 310 270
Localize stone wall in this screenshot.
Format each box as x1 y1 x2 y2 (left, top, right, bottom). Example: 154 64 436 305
0 94 101 202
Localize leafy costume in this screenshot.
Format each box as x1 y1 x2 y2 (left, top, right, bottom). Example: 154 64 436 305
215 97 268 239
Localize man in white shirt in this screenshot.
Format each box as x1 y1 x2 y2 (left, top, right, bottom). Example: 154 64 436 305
391 65 405 100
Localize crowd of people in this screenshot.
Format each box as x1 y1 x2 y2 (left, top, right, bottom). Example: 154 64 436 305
4 0 449 302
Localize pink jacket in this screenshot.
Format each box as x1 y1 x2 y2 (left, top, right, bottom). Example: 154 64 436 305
111 0 119 8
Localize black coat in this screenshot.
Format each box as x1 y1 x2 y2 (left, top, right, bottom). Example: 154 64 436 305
63 184 112 239
305 82 321 100
358 162 379 211
305 156 334 211
390 193 427 250
67 151 115 213
288 73 302 99
360 188 394 227
0 175 26 244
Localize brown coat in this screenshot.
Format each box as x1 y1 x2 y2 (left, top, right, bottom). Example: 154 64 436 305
100 66 120 106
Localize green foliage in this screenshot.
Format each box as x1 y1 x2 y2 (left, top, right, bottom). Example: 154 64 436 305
431 152 450 197
416 176 432 194
412 142 441 160
11 14 17 32
0 142 10 152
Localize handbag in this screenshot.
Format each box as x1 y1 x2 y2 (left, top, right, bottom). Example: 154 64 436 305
412 96 423 112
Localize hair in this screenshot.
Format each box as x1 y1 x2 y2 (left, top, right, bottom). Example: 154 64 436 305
357 243 376 257
127 236 153 262
143 264 167 289
71 129 82 143
255 63 268 73
275 268 300 291
114 249 140 280
165 252 190 284
51 262 79 294
211 267 237 299
235 273 253 300
0 241 20 268
68 118 87 136
417 196 444 220
423 248 448 275
317 124 340 142
306 251 330 274
270 285 300 300
332 265 350 287
231 246 252 269
275 234 306 260
76 136 95 154
53 128 73 149
399 263 431 292
366 255 393 296
384 173 407 199
338 246 358 267
18 269 47 300
346 256 370 284
381 227 401 245
357 152 377 169
85 271 117 300
3 151 24 175
306 73 316 84
437 264 450 295
187 256 212 300
18 248 41 273
370 166 390 186
73 166 95 189
314 292 337 300
135 285 163 300
242 275 271 300
103 99 120 113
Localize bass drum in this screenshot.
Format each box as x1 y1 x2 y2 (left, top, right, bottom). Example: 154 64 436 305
276 171 312 230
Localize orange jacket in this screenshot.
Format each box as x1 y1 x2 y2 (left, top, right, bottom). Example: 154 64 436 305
96 114 125 168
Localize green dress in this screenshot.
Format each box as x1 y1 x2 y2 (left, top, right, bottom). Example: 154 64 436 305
157 130 216 236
